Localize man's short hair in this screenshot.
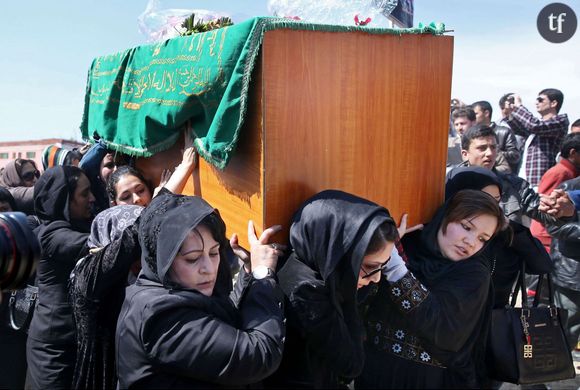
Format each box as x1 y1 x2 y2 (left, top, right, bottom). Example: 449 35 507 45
461 124 498 150
560 133 580 158
539 88 564 113
452 107 476 122
499 93 514 109
472 100 493 118
571 118 580 128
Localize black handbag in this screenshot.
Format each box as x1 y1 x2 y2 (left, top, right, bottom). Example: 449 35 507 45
487 262 575 384
7 285 38 332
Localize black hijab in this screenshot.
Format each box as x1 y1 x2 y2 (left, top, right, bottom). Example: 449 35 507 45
402 192 497 386
288 189 394 308
445 166 502 201
406 189 497 286
138 191 232 299
33 165 91 231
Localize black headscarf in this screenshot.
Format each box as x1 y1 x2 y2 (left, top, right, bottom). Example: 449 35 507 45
401 193 497 386
33 165 91 231
289 189 394 308
445 166 502 200
138 191 232 298
406 189 497 286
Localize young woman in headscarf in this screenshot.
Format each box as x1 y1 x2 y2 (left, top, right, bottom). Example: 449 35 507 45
356 189 507 389
26 166 95 389
445 166 552 309
116 192 286 388
0 159 40 214
106 131 197 208
70 205 143 390
264 189 399 388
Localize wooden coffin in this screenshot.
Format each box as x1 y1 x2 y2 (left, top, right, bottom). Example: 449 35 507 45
137 29 454 248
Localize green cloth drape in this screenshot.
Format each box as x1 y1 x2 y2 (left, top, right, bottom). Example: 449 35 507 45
80 17 445 169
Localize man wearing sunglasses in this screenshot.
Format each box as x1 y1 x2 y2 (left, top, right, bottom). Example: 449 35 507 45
504 88 569 191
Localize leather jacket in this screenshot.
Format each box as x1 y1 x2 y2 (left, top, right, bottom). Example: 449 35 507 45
548 177 580 290
491 123 521 174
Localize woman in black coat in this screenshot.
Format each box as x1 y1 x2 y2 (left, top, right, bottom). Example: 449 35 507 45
115 192 286 388
265 190 398 388
357 189 506 389
70 205 143 389
26 166 95 389
445 166 552 308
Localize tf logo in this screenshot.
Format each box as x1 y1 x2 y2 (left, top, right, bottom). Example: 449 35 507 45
537 3 577 43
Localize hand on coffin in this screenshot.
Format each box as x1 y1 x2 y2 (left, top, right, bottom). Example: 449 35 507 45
397 213 424 239
246 220 285 273
181 129 198 170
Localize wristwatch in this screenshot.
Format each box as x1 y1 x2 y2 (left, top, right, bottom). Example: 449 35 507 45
252 265 275 280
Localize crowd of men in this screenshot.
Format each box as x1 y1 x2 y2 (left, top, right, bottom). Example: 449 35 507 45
447 87 580 355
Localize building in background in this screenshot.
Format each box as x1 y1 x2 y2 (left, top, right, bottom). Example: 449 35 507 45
0 139 84 171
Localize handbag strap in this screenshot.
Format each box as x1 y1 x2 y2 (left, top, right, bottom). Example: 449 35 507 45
510 261 530 308
8 287 38 331
532 273 556 307
509 260 556 309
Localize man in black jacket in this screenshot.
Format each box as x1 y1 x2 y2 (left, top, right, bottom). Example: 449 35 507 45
455 124 563 226
547 177 580 351
472 100 521 174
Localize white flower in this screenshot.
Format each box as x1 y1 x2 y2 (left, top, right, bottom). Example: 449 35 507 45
392 287 401 297
392 343 402 353
402 300 411 310
420 351 431 361
395 329 405 340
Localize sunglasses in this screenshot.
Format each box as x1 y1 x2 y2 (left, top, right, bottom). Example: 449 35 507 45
536 97 545 103
22 170 40 181
361 256 391 279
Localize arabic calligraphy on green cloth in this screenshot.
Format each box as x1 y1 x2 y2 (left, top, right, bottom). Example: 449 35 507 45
80 17 445 169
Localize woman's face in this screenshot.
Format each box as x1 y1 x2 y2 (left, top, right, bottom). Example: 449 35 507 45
20 162 39 187
357 240 395 289
437 214 498 261
69 174 96 221
113 174 152 207
169 225 220 296
100 153 115 184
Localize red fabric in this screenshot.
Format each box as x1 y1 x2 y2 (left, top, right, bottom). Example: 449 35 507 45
530 158 580 252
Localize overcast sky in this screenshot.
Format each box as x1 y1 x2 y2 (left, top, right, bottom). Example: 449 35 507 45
0 0 578 142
